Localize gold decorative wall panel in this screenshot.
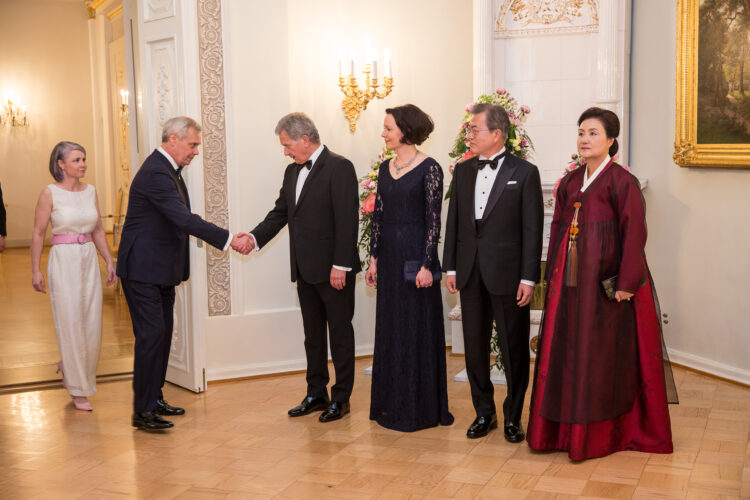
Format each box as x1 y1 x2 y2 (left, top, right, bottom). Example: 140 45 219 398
496 0 599 37
197 0 231 315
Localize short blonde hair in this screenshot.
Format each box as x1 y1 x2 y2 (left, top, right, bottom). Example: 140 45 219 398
161 116 201 142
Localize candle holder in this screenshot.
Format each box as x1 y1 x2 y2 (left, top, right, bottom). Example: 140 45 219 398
338 64 394 132
1 99 29 127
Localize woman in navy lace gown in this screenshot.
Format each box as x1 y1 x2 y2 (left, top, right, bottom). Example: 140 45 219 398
365 104 454 431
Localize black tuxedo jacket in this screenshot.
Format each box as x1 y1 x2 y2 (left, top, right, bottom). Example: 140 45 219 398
442 153 544 295
116 150 229 286
0 182 6 237
251 146 361 284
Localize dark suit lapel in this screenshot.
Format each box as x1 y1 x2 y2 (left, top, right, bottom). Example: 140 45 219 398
466 158 479 231
482 154 517 221
295 146 329 209
156 151 190 209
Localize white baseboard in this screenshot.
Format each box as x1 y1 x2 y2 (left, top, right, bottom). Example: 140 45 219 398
667 348 750 386
207 343 374 382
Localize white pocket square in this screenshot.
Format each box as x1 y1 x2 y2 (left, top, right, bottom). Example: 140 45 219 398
507 180 518 185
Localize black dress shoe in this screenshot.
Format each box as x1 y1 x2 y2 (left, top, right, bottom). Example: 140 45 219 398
504 422 526 443
466 414 498 439
319 401 350 422
288 396 330 417
155 399 185 416
132 411 174 431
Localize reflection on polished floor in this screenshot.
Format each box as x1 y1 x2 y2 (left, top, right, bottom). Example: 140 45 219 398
0 247 133 390
0 357 748 498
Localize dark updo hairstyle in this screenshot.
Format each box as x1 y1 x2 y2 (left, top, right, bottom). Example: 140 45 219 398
577 107 620 157
49 141 86 182
385 104 434 145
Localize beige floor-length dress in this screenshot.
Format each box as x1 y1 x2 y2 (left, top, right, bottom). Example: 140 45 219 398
47 183 102 396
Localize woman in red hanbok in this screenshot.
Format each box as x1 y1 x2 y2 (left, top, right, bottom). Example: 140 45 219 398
526 107 678 460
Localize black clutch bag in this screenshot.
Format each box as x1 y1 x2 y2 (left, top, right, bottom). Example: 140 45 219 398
404 260 442 284
601 275 618 300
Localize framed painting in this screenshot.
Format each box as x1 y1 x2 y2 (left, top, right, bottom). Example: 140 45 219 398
674 0 750 169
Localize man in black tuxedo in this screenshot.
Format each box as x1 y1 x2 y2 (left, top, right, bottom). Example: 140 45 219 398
248 112 360 422
118 116 251 431
443 103 543 441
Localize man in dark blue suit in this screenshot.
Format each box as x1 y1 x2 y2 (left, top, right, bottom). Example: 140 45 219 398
117 116 250 431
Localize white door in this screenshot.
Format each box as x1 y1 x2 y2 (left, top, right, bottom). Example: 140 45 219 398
124 0 207 392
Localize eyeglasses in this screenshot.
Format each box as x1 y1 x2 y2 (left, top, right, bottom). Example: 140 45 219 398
466 127 492 137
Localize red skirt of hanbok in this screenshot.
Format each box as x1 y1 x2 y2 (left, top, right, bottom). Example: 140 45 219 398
526 234 674 460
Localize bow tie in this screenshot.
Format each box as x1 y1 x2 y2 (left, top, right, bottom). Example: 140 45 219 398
297 160 312 172
478 152 506 170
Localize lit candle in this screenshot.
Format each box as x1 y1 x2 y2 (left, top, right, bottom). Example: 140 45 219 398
120 89 126 105
372 60 377 80
338 58 343 79
349 49 356 78
383 49 392 78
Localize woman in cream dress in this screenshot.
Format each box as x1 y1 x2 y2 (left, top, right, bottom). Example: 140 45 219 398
31 141 115 411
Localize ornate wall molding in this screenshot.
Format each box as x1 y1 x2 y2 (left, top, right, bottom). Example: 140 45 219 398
495 0 599 38
197 0 231 316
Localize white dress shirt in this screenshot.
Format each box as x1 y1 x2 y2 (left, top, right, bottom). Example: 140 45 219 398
474 149 506 219
157 147 231 251
448 148 534 287
295 144 324 202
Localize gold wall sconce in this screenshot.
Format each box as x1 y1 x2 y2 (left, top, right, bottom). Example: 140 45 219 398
338 48 394 132
1 98 29 127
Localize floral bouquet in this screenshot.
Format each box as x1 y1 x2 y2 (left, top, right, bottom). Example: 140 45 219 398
358 147 395 270
446 88 534 199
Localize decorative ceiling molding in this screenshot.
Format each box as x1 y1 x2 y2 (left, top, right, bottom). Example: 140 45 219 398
495 0 599 38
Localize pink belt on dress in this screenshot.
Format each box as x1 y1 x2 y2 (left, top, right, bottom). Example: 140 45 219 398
50 233 93 245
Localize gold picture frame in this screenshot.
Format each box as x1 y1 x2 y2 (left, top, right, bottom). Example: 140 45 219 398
674 0 750 169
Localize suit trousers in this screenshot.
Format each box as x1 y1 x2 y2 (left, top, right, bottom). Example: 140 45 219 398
121 278 175 412
296 271 356 403
459 262 530 423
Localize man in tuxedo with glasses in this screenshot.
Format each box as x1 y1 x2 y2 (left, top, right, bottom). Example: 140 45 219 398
443 103 543 441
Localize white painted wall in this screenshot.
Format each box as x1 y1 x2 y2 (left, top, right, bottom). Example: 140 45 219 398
206 0 472 380
631 0 750 384
495 32 598 182
0 0 96 247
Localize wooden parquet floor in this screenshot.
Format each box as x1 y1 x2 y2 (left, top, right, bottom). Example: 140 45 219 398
0 248 134 388
0 355 748 499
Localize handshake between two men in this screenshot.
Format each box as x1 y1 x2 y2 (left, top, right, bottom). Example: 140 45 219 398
229 232 255 255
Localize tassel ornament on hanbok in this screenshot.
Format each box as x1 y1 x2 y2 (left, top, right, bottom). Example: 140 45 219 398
564 201 581 287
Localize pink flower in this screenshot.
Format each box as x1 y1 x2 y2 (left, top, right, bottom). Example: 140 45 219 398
462 151 477 161
520 105 530 114
496 87 507 95
521 138 528 147
513 119 520 126
361 193 376 214
465 102 475 112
